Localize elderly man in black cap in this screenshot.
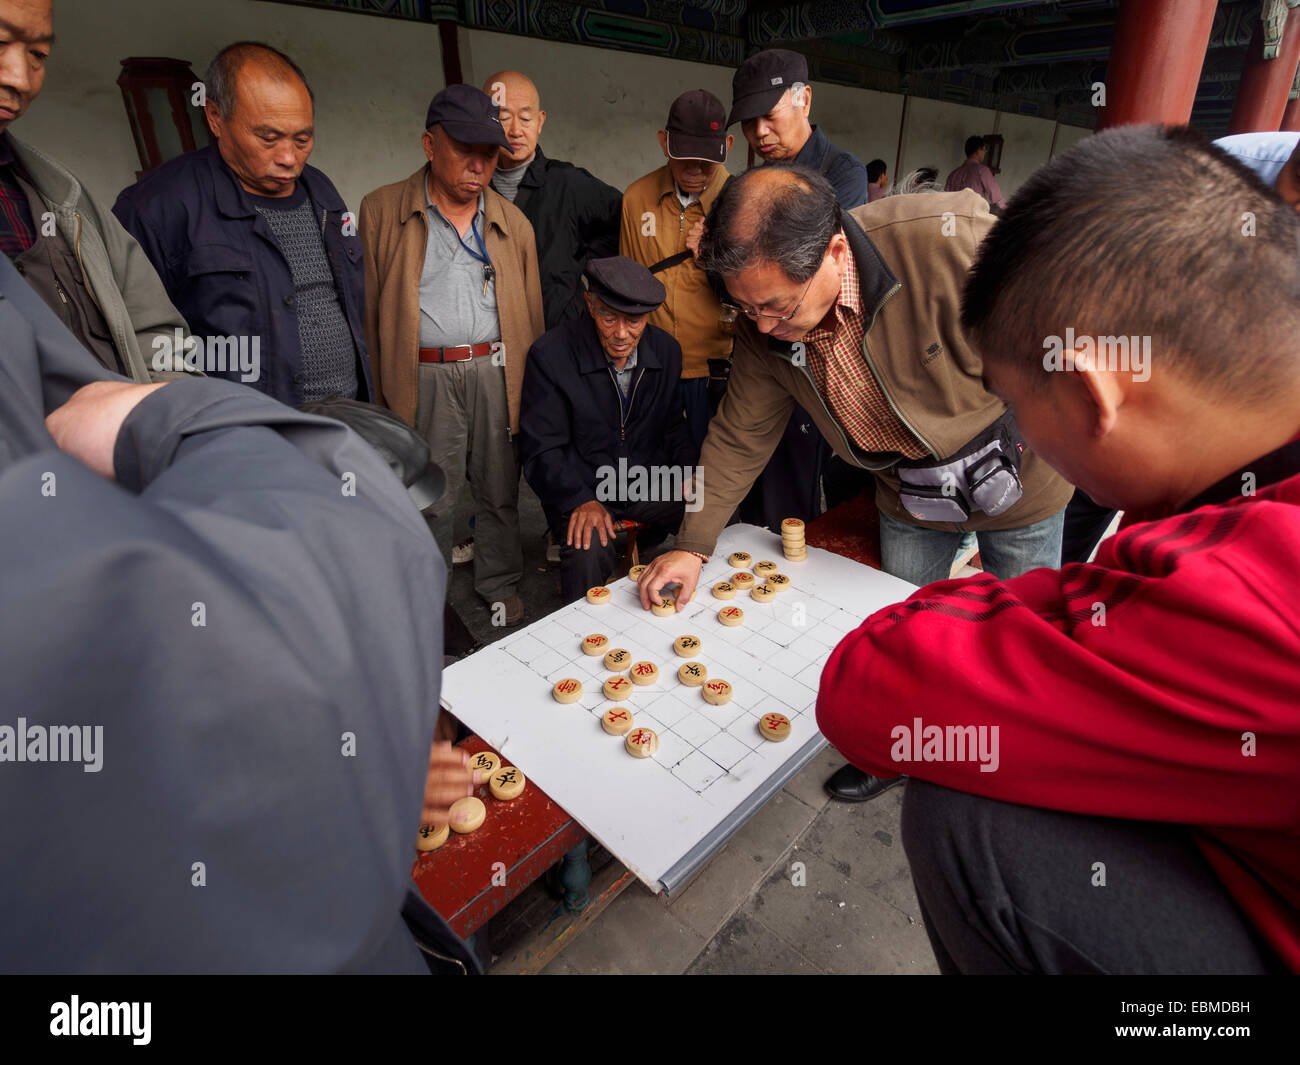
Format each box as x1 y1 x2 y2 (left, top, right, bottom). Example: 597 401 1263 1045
729 48 868 209
520 256 699 603
361 84 545 627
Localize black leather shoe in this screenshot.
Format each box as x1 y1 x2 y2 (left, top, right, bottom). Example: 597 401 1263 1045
824 764 906 803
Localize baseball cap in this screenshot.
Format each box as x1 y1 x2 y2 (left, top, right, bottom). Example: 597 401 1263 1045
727 49 809 127
665 89 729 163
424 83 511 150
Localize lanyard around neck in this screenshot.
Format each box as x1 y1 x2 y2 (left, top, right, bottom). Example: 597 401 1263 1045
454 214 491 268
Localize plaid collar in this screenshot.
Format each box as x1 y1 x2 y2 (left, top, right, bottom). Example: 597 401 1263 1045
804 246 862 345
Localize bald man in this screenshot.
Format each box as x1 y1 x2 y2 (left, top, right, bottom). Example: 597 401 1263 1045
115 41 371 407
483 70 621 329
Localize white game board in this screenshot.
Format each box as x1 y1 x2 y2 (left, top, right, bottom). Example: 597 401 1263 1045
440 524 916 893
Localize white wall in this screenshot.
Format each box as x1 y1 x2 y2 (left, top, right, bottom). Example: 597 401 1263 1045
19 0 444 211
18 2 1088 214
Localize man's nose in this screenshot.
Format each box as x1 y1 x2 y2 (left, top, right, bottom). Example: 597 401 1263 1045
754 316 777 335
274 143 299 168
0 47 33 97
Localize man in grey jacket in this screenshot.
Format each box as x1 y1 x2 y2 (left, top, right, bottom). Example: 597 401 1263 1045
0 0 191 383
0 249 477 973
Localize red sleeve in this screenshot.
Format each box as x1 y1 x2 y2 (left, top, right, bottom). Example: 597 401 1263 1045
815 497 1300 829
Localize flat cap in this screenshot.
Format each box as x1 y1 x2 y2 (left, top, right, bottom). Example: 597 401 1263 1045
727 48 809 127
425 83 511 150
584 256 666 316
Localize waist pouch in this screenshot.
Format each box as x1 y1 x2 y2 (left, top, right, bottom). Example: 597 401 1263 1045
895 409 1024 523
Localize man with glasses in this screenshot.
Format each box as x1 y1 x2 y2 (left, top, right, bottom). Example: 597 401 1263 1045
638 165 1072 804
621 89 735 449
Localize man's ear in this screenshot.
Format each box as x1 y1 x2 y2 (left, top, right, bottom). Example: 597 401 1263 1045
725 133 734 155
422 129 437 163
1072 348 1126 438
657 130 670 158
204 101 224 140
536 109 547 137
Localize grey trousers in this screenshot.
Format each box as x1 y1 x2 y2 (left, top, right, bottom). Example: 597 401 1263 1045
900 779 1282 974
415 356 522 605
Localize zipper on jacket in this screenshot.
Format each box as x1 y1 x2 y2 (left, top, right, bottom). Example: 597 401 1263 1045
608 364 644 444
856 280 938 459
73 212 87 281
52 274 72 329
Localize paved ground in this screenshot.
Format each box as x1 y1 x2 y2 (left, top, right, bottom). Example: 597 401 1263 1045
448 481 938 975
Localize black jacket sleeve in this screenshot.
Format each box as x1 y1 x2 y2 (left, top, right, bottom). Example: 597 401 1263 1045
574 167 623 262
519 338 594 514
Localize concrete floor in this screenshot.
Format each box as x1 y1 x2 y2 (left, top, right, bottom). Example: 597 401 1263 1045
449 480 939 975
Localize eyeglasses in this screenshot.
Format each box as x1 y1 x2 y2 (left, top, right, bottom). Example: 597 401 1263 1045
733 275 816 322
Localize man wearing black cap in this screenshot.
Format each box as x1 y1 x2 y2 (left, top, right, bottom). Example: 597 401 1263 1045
360 84 545 626
728 48 869 210
520 256 698 603
728 48 873 537
620 89 735 449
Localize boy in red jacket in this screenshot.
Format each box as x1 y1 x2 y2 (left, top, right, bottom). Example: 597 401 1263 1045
816 125 1300 974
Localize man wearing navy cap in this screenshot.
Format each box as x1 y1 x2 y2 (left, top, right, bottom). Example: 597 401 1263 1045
520 256 698 603
621 89 735 450
361 84 545 626
728 48 868 210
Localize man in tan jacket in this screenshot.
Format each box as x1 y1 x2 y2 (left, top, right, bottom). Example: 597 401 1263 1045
620 89 734 448
639 165 1073 802
360 85 544 625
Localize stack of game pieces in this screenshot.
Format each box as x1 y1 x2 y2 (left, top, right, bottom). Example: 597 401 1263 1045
781 517 807 562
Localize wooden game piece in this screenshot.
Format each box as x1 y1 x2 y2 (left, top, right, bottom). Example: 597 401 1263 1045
582 633 609 656
712 581 736 600
416 822 450 852
651 595 676 617
448 796 486 833
751 582 778 603
602 707 634 735
603 647 631 670
489 765 526 800
629 661 660 686
730 571 755 589
677 661 708 686
782 548 807 561
552 678 583 703
702 679 733 705
628 564 647 580
586 586 611 605
673 635 702 657
727 551 753 568
603 674 634 699
467 751 500 777
625 727 658 758
753 560 778 576
781 517 806 539
758 712 792 742
718 605 744 627
766 573 791 591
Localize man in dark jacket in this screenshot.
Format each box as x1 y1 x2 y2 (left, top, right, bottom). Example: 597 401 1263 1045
485 70 621 329
113 41 371 407
520 256 698 602
0 251 475 974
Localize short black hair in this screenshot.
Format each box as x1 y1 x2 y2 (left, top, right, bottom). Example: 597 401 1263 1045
867 158 887 182
961 124 1300 402
205 41 314 119
698 164 842 283
964 135 985 157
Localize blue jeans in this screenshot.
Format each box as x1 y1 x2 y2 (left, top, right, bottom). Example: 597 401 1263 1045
682 377 712 450
878 507 1065 587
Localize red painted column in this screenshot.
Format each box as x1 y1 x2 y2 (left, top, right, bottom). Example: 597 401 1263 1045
1097 0 1217 130
1229 10 1300 133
